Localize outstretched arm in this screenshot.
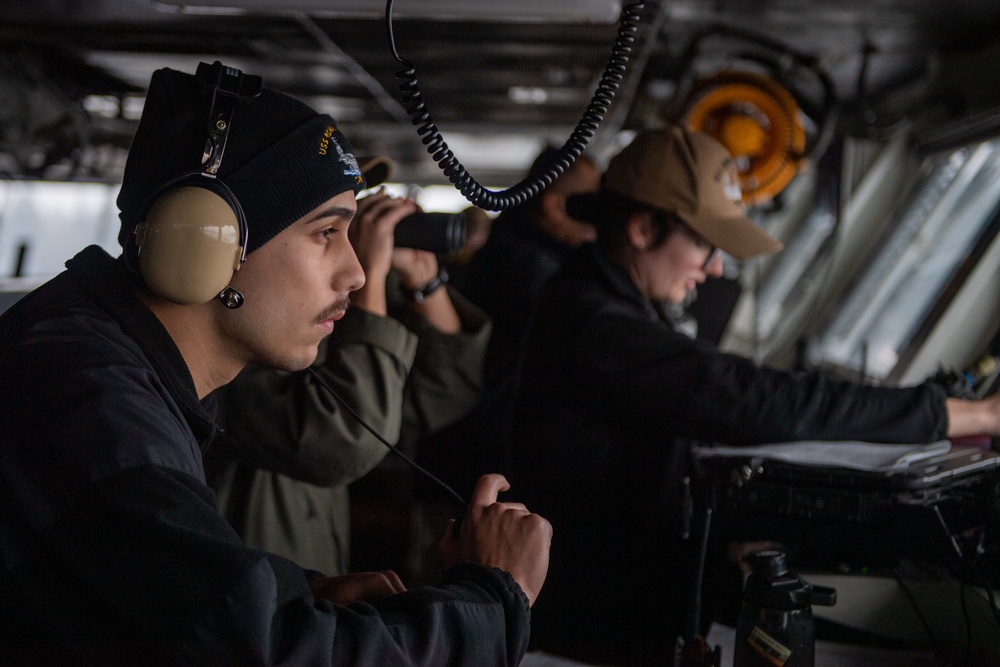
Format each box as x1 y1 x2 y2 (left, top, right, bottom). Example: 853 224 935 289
946 392 1000 437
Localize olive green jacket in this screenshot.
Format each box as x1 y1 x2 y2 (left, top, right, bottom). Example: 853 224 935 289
205 288 490 574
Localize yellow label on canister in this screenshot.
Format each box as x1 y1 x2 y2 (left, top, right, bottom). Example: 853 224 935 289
746 625 793 666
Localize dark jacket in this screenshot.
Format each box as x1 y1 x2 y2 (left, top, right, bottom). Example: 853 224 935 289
456 203 575 385
510 244 947 666
430 205 576 495
0 245 530 666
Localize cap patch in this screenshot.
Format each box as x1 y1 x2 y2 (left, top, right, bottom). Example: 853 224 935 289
324 125 364 187
719 160 744 204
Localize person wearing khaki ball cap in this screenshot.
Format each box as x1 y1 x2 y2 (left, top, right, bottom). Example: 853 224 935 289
508 124 1000 666
0 61 550 666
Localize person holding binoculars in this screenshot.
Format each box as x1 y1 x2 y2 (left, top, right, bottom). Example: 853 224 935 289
205 164 493 578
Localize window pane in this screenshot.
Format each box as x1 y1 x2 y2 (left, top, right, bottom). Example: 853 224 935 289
817 140 1000 378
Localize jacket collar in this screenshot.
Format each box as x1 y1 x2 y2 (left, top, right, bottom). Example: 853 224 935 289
65 245 218 448
580 244 663 322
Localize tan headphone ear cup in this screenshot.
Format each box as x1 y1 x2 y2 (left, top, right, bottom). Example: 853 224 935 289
137 186 244 305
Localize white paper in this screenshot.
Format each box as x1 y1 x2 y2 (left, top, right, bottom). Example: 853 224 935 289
691 440 952 472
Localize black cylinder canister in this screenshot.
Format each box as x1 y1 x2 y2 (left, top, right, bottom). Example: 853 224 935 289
734 551 837 667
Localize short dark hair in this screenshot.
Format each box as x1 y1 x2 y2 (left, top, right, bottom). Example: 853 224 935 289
592 191 680 253
523 147 596 219
528 145 563 176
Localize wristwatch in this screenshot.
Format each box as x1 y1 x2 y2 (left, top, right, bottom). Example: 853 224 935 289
406 267 449 303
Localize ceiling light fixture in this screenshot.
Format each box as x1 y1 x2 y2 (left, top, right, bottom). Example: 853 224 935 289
156 0 623 24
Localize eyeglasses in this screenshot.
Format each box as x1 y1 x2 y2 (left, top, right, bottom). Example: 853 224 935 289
703 247 722 270
649 211 722 269
679 223 721 269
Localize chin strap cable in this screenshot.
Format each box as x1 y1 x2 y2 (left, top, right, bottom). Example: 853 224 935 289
307 367 467 508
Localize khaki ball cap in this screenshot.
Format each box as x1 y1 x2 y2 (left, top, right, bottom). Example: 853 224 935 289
604 125 783 259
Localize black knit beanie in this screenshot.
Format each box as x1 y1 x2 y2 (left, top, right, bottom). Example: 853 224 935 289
116 64 367 253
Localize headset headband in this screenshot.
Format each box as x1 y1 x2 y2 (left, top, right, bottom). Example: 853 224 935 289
196 61 263 176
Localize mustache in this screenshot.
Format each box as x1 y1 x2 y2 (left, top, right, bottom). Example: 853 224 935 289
317 295 351 323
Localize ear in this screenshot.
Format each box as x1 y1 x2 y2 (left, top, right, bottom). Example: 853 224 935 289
626 212 654 249
540 188 565 223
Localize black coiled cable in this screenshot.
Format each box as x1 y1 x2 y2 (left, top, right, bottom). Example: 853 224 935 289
384 1 646 211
